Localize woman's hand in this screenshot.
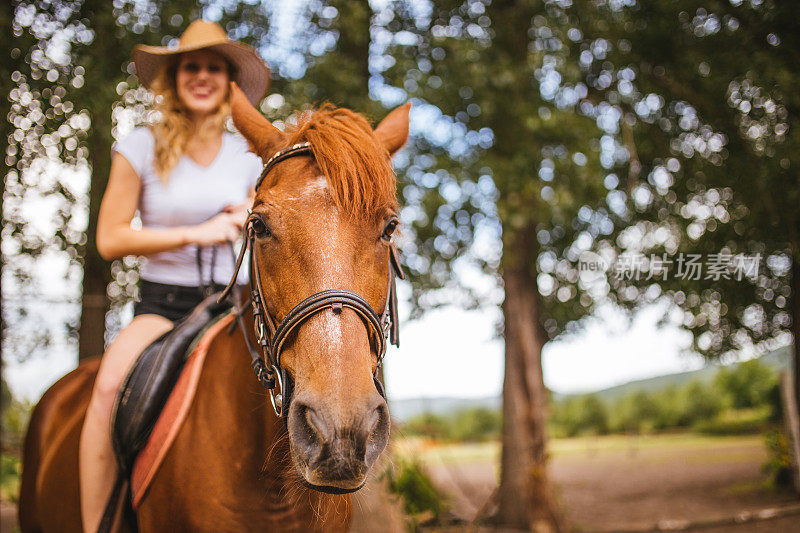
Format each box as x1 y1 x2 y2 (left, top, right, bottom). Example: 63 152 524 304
185 212 243 246
221 200 250 226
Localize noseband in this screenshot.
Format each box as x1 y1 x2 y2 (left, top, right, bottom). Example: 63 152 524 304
219 143 404 417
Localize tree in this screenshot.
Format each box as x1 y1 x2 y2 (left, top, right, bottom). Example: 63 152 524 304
8 0 204 360
1 1 14 373
564 0 799 414
554 394 609 437
680 380 723 426
613 391 660 433
715 358 775 410
6 1 284 362
380 0 617 528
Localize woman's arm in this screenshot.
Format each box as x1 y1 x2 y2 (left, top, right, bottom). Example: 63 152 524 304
96 153 241 260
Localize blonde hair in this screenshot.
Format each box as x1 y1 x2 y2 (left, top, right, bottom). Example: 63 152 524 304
149 56 232 182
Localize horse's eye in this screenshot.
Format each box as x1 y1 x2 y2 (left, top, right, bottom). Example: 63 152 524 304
382 219 399 242
251 218 271 238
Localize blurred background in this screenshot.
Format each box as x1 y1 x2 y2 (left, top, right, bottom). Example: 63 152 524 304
2 0 799 531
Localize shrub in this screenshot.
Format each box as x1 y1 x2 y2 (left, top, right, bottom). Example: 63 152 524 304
611 391 660 433
692 410 768 435
402 412 450 440
763 429 794 488
383 459 447 524
450 407 501 442
679 380 724 426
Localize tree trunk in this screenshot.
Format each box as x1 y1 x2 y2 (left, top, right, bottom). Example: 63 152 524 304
78 110 112 360
493 231 564 532
1 0 13 373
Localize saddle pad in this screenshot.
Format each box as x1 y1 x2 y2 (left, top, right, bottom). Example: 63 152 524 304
131 313 235 508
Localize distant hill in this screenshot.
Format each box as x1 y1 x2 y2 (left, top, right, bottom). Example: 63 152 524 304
389 345 792 421
588 344 791 402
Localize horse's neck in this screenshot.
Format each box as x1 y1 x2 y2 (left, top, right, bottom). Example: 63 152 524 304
203 321 288 470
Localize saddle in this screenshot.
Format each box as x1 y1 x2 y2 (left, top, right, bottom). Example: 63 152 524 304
111 292 231 476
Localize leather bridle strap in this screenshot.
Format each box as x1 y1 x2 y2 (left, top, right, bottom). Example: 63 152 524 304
255 142 316 190
271 289 386 365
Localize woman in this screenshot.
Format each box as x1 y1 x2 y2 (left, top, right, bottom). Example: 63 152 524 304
78 20 270 532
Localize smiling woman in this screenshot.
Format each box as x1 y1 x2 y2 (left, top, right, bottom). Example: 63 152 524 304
146 50 234 180
67 20 271 532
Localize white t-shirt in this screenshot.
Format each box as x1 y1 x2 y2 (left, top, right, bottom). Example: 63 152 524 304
113 127 261 287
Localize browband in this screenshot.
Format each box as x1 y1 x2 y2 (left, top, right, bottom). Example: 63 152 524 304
255 142 313 190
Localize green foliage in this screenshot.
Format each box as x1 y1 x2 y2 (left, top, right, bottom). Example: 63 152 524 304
450 407 500 442
564 0 799 358
380 0 613 327
383 459 447 525
612 390 661 433
551 394 609 437
715 359 776 409
693 408 769 435
1 378 28 504
1 378 31 450
679 380 724 426
402 412 451 440
551 358 776 436
763 429 794 489
402 407 500 442
1 454 21 503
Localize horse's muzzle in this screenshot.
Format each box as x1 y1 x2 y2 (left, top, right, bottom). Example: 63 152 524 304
287 391 390 491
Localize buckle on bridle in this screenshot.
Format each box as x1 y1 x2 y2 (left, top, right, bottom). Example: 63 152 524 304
268 364 284 416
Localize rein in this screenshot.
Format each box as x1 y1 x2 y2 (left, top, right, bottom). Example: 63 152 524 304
219 143 404 417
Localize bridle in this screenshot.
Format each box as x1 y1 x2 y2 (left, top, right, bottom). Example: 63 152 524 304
218 142 404 418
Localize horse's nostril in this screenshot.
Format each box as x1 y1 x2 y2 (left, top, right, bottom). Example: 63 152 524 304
364 400 390 466
288 402 329 459
366 406 381 435
304 405 329 443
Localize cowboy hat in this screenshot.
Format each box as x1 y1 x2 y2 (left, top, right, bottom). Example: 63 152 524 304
132 20 270 105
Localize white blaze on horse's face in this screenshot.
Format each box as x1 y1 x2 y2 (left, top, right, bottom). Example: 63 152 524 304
301 175 346 365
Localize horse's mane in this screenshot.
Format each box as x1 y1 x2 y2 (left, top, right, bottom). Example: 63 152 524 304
275 104 398 220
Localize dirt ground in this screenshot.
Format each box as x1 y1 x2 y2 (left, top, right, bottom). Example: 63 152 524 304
410 434 800 532
4 434 799 532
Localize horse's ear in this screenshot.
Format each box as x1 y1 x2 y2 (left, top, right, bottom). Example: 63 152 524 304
374 102 411 156
230 82 285 159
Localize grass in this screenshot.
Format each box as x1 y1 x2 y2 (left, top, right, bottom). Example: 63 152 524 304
395 432 766 467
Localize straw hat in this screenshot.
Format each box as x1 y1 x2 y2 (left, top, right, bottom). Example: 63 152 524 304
133 20 270 105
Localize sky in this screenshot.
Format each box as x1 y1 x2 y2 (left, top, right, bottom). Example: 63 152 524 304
384 289 704 400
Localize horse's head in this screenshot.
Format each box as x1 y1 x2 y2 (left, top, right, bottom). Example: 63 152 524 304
228 83 409 493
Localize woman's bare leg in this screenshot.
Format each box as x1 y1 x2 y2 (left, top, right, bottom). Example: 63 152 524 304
79 314 173 532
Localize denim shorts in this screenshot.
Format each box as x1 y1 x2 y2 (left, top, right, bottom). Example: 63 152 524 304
133 280 224 323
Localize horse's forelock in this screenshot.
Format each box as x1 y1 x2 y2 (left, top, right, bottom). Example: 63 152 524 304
280 104 398 220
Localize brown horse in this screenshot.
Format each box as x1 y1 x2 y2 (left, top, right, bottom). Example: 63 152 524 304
18 83 411 532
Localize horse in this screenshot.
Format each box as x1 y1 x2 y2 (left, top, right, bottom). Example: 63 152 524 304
18 82 411 532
